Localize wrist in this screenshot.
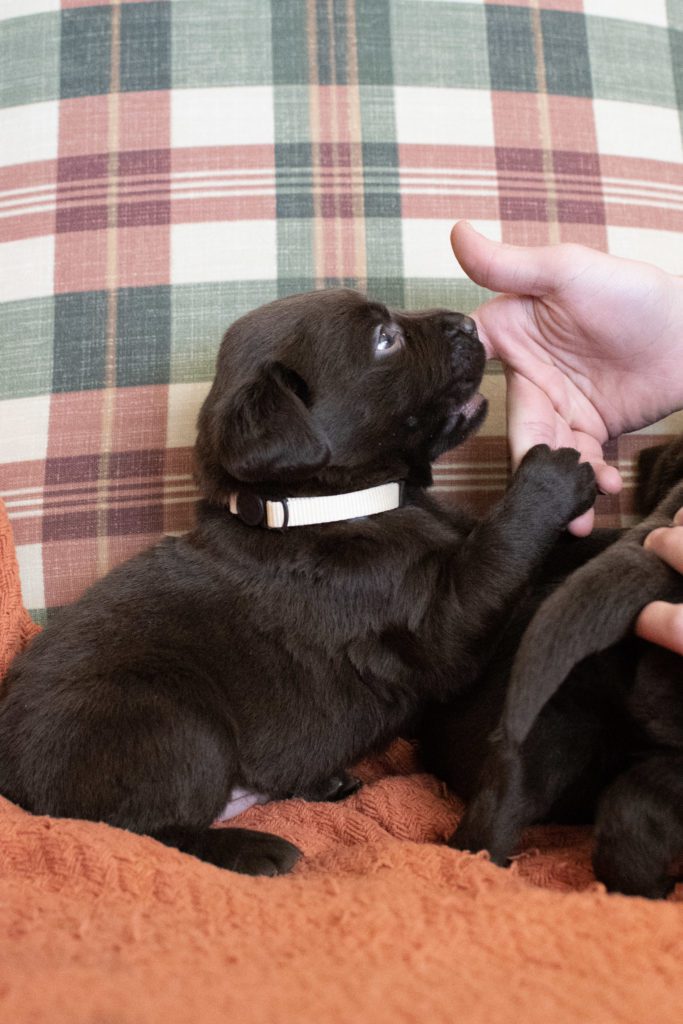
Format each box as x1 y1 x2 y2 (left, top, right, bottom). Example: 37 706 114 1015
653 270 683 419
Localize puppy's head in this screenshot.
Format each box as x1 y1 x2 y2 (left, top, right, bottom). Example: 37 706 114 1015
195 289 486 503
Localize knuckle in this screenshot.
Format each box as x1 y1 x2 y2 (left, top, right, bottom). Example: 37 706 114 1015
649 526 679 554
644 526 683 574
557 242 587 269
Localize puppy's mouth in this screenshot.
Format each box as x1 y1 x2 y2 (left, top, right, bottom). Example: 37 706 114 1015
443 391 487 435
428 388 488 460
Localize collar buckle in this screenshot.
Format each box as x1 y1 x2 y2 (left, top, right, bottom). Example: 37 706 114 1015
233 492 290 528
234 491 265 527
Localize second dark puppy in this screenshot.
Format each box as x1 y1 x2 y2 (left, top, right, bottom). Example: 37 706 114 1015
0 289 595 875
421 438 683 898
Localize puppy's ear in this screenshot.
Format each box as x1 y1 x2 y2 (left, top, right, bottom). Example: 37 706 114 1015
218 362 330 482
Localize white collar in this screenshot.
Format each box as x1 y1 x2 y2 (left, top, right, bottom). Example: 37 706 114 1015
228 481 404 529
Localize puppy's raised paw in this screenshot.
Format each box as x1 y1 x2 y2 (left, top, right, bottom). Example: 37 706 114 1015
515 445 597 527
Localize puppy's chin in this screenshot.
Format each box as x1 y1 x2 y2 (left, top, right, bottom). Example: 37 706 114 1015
429 392 488 460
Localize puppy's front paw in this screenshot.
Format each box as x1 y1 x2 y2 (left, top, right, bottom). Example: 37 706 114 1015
290 772 362 802
515 445 597 526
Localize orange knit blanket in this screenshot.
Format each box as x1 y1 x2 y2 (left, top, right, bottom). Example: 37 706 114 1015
0 499 681 1024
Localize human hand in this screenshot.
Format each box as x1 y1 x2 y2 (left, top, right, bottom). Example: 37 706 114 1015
451 221 683 535
635 508 683 656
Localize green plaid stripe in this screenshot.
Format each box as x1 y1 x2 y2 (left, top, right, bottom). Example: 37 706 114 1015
0 10 60 108
587 15 678 107
1 3 681 108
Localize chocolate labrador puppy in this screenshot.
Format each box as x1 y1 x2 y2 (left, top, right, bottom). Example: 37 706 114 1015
0 289 595 875
421 438 683 898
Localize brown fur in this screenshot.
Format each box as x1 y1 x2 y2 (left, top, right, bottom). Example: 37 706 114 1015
422 438 683 898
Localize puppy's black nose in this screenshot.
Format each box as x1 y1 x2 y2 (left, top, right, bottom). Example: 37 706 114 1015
442 313 478 340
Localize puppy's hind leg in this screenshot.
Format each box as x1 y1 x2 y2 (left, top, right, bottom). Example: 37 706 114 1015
57 702 302 877
134 717 301 875
593 753 683 899
152 826 301 876
450 698 608 866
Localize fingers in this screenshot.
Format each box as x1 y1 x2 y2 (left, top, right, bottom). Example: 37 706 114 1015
593 462 623 496
566 457 622 536
643 517 683 574
505 372 622 491
450 221 567 297
635 602 683 656
567 507 595 538
505 373 562 470
503 370 622 538
635 513 683 655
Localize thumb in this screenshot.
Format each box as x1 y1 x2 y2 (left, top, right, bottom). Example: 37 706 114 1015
451 221 563 297
635 601 683 656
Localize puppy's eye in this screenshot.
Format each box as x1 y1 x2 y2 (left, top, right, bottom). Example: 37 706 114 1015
373 324 404 356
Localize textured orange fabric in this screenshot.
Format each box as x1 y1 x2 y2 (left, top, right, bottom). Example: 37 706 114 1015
0 499 41 679
0 501 681 1024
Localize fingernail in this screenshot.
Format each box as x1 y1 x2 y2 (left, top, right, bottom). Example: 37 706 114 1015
674 508 683 526
643 528 665 549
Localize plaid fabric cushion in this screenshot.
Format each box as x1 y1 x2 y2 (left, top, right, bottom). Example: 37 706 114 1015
1 0 682 622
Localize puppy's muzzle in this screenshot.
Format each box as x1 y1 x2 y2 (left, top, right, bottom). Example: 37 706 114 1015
433 313 487 443
443 313 483 380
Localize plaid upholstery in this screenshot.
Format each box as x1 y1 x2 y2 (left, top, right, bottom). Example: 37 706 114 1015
1 0 682 622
